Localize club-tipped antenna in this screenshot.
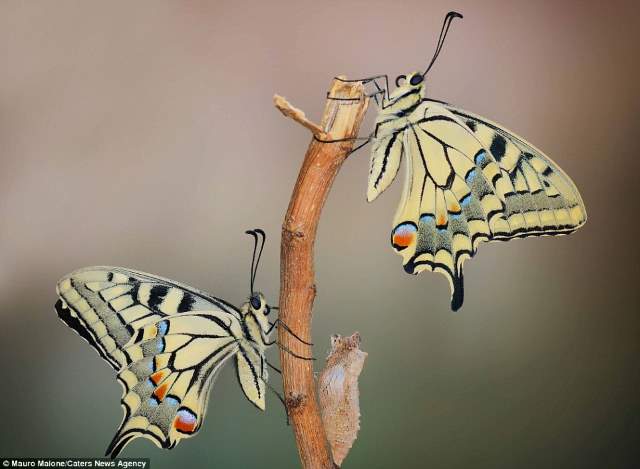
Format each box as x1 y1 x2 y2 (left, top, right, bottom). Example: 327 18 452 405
245 230 259 293
423 11 463 77
252 228 266 291
245 228 266 294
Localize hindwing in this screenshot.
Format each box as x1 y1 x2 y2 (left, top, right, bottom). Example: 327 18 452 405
106 313 241 457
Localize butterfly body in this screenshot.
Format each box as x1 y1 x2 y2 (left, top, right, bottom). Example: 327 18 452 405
55 266 274 457
367 68 587 310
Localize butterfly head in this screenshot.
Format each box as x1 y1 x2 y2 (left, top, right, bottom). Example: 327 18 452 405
389 11 462 103
381 72 426 117
246 291 271 316
241 291 272 333
393 72 425 94
386 12 462 106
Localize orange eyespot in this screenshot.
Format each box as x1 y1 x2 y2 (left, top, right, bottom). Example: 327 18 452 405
391 223 417 251
174 408 197 433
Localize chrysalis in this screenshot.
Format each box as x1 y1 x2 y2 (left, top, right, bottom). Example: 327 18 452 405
317 332 368 467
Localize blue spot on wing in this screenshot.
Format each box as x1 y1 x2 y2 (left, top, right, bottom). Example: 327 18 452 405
166 396 180 406
420 214 435 223
475 151 487 165
157 320 169 336
394 223 417 236
461 193 472 207
465 169 476 184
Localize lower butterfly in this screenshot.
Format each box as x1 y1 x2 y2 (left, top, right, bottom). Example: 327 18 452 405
336 12 586 310
55 230 306 457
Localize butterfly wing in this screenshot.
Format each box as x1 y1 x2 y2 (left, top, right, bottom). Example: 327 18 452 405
368 101 586 310
55 267 244 456
106 312 241 457
235 342 267 411
55 266 242 370
440 100 587 227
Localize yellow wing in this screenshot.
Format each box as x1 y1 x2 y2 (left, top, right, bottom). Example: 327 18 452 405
107 313 241 457
55 267 246 457
367 100 586 310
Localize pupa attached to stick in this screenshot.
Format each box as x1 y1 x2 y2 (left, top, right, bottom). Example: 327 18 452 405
317 332 367 467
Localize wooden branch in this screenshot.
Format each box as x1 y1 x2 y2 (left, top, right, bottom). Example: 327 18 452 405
275 78 369 469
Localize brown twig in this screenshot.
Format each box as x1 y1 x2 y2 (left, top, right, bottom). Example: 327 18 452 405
275 78 369 469
274 95 328 140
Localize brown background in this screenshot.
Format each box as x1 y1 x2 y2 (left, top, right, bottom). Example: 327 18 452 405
1 1 638 467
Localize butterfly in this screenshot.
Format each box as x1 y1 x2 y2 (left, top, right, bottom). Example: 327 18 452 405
341 12 587 310
54 229 305 457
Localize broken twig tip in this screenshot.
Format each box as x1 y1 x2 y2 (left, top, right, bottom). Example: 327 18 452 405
273 94 328 139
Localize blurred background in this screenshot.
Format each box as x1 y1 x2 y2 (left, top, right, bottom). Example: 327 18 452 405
1 1 639 467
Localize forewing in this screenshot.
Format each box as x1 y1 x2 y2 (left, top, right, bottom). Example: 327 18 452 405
106 312 242 457
55 266 242 370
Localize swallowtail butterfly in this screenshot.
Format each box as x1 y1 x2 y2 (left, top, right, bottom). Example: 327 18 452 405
55 230 301 457
346 12 587 310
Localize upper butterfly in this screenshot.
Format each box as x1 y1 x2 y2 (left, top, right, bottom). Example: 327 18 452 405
362 12 586 310
54 229 284 458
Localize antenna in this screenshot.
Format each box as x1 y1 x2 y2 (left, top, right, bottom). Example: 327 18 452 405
423 11 463 77
252 228 266 291
245 229 266 293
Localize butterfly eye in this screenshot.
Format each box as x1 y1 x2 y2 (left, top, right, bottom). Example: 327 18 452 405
409 74 424 86
264 305 271 316
250 295 261 310
395 75 407 87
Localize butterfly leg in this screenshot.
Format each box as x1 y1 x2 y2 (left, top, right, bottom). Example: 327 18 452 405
334 74 390 104
348 135 374 155
266 360 281 374
260 377 290 425
313 132 373 157
268 318 313 346
327 86 385 106
269 340 316 361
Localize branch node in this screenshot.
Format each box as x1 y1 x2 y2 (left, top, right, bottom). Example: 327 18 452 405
283 225 306 240
286 392 306 413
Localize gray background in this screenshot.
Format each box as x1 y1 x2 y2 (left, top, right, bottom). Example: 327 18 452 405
1 0 638 467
